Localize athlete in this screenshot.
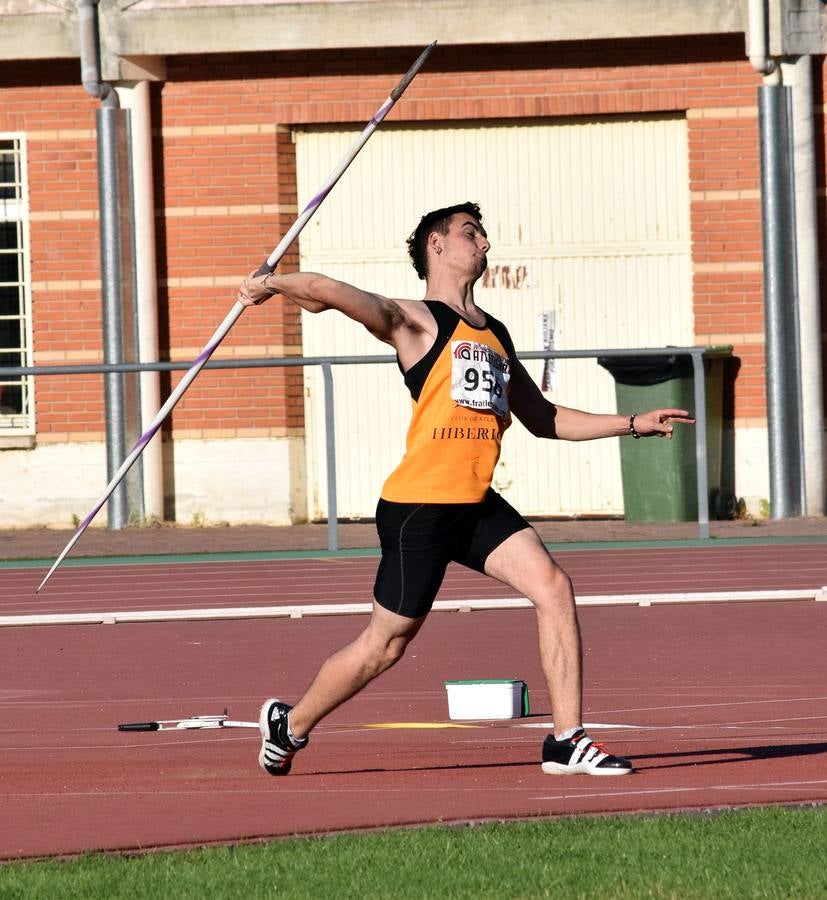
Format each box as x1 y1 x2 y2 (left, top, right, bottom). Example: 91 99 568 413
237 202 695 777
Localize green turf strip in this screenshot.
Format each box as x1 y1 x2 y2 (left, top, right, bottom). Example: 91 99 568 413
0 548 380 569
1 806 825 899
3 533 827 569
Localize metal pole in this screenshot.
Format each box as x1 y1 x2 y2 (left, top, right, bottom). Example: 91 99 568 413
782 56 825 515
321 363 339 552
97 105 129 529
758 83 803 518
690 350 710 540
118 80 164 521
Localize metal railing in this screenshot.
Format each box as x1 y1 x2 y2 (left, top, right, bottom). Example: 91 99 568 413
1 345 723 547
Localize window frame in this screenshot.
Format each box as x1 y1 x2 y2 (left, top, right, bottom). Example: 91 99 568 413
0 132 35 442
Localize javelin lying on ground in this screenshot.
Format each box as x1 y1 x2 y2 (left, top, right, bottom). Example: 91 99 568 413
118 711 257 732
36 40 436 594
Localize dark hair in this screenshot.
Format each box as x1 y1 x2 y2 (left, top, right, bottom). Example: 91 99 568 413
406 202 483 280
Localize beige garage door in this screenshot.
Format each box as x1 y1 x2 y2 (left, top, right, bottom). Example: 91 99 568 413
295 116 692 520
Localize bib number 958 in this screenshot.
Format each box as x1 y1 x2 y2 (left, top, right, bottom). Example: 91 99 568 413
450 341 510 418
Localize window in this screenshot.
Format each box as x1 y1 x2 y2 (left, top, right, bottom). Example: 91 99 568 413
0 136 33 437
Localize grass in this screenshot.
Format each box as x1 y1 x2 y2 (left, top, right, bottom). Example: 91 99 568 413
1 805 825 899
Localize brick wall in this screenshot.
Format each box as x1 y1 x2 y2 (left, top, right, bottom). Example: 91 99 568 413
2 37 824 442
158 36 782 426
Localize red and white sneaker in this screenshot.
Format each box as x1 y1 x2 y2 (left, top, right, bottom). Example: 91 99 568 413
541 729 633 776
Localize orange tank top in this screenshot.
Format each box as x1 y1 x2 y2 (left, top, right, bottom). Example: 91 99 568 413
381 301 516 504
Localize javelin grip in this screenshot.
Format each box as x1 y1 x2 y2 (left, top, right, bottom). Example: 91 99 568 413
118 721 160 732
253 260 276 278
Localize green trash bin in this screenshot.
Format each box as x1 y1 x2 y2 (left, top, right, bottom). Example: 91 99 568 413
597 349 732 522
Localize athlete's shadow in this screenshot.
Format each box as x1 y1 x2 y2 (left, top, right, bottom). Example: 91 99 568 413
632 741 827 771
305 742 827 777
305 759 534 777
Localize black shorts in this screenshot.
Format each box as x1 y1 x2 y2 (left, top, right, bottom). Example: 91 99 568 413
373 489 530 619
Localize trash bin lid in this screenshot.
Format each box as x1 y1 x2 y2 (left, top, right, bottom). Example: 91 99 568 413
597 354 692 386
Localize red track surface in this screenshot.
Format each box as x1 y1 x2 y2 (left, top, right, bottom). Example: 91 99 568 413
3 542 827 617
2 542 826 859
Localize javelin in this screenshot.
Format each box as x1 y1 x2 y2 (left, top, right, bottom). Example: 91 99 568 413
36 40 436 594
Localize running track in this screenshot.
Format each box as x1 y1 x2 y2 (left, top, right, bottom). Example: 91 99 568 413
2 540 826 858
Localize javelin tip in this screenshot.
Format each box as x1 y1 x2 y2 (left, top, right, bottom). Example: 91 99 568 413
390 40 438 101
36 558 62 593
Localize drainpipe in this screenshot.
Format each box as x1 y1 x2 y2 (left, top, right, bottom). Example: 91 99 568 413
749 0 807 519
781 55 825 516
747 0 775 76
116 81 164 522
758 83 803 519
78 0 119 109
78 0 140 529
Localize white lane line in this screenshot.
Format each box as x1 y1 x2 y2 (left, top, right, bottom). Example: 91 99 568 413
517 722 642 729
10 779 827 802
516 721 817 732
598 696 827 715
531 778 827 802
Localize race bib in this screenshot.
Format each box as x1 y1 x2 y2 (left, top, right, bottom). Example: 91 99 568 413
450 341 510 418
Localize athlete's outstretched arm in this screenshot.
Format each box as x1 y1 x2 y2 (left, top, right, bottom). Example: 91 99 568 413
509 360 694 440
237 270 412 345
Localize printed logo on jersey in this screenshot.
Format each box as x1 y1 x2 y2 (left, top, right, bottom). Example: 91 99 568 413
450 340 510 418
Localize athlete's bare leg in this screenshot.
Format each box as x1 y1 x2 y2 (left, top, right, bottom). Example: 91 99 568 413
286 602 426 739
484 527 582 736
